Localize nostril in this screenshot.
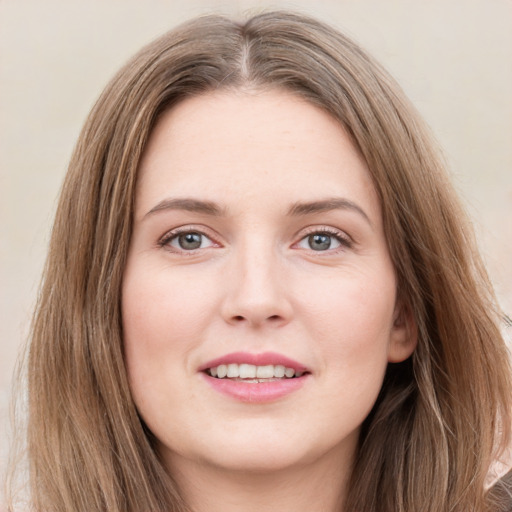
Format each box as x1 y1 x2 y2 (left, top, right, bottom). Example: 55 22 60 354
231 314 283 323
230 314 281 324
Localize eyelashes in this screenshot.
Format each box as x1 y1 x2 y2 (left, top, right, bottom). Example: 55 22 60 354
158 225 353 255
294 227 353 252
163 231 215 251
158 225 219 253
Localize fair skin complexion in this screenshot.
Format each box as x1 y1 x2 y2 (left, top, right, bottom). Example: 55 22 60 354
122 89 416 512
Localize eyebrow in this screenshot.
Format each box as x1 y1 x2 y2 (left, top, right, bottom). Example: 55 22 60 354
287 198 372 226
144 198 226 218
144 196 372 226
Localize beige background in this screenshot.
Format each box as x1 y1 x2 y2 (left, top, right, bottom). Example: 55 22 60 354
1 0 511 502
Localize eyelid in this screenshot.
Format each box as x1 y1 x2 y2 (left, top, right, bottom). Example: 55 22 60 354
157 224 353 254
158 224 222 252
292 226 353 251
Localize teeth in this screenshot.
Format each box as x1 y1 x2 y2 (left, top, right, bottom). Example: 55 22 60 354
217 364 227 378
256 365 274 378
227 364 239 378
274 365 285 378
239 364 256 379
207 363 304 379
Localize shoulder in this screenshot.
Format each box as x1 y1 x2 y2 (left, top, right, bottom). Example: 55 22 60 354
487 468 512 512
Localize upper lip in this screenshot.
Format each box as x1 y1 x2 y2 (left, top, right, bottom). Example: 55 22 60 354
199 351 309 373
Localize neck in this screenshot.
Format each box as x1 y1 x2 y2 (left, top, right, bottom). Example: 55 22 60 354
167 448 352 512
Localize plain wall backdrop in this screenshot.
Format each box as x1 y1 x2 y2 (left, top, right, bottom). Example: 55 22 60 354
1 0 511 501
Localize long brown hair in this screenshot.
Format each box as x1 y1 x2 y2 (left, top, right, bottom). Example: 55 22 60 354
8 11 511 512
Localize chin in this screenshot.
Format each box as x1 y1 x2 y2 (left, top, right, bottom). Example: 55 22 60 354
160 423 355 476
201 446 309 474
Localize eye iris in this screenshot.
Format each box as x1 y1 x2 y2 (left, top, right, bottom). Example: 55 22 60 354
178 232 202 250
308 233 331 251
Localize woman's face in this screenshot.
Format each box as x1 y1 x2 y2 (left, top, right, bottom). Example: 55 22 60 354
122 90 415 475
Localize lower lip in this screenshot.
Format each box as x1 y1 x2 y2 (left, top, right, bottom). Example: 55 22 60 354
201 373 308 403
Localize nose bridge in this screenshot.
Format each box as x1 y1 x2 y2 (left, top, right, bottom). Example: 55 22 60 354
222 233 291 326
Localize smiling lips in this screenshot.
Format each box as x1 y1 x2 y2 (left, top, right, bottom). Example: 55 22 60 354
200 351 310 402
209 363 303 380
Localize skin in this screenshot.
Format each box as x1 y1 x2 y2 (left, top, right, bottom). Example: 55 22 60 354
122 89 416 512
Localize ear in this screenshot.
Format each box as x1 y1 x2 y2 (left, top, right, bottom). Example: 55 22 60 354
387 300 417 363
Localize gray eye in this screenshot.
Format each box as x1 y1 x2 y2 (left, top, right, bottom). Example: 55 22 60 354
308 233 332 251
165 229 216 252
177 232 203 250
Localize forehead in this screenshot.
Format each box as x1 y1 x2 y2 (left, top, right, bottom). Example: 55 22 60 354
136 89 379 220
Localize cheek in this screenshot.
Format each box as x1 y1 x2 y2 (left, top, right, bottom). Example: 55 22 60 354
121 260 216 401
300 267 396 353
122 260 214 346
295 265 396 409
120 262 214 439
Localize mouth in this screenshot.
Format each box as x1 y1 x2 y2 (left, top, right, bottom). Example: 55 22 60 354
199 352 310 402
206 363 306 382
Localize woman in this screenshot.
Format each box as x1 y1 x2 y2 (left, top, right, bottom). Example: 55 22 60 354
9 11 512 512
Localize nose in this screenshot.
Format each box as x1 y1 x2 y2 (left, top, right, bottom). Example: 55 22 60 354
221 243 293 328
